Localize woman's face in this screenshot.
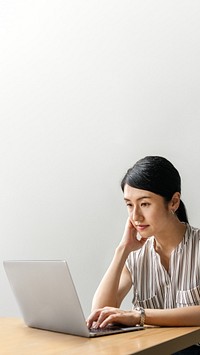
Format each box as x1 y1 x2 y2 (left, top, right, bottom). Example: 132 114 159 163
123 184 173 239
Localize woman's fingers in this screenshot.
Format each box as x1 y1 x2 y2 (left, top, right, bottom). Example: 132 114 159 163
99 310 133 328
87 307 116 328
87 307 138 329
86 309 101 328
94 308 116 328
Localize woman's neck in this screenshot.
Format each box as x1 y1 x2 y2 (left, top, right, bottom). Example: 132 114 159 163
154 220 187 256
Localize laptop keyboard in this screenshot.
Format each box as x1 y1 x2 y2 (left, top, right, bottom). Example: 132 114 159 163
90 327 112 333
89 325 124 334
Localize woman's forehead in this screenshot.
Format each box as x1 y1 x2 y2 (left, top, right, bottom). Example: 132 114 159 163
123 184 154 200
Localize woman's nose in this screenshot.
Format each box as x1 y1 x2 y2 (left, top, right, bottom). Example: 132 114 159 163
131 207 142 222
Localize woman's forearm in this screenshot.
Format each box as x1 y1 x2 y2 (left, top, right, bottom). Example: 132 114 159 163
91 244 131 311
145 305 200 326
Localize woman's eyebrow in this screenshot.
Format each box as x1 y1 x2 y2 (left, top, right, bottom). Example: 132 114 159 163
124 196 151 201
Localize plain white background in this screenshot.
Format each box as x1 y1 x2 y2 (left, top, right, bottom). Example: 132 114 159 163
0 0 200 318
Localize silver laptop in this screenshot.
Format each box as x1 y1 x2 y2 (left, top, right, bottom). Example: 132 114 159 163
3 260 143 337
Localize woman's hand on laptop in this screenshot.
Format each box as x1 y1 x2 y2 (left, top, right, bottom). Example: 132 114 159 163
86 307 140 329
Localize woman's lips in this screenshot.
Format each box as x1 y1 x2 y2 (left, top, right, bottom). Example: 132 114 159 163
136 225 149 231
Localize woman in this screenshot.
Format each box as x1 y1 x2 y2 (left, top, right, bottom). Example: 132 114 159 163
87 156 200 354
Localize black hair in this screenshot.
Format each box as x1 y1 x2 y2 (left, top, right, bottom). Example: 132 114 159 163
121 156 188 223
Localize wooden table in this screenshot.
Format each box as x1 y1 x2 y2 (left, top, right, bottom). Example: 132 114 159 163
1 318 200 355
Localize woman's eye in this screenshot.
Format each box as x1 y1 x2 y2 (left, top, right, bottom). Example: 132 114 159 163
141 202 150 207
126 203 132 207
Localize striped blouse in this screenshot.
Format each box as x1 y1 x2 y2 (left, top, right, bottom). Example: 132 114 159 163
126 224 200 309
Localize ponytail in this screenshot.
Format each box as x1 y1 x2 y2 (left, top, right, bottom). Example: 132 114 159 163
176 200 188 223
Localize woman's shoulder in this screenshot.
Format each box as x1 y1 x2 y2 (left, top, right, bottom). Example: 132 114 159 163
186 223 200 240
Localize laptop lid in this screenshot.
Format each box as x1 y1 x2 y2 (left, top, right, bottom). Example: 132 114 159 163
3 260 143 337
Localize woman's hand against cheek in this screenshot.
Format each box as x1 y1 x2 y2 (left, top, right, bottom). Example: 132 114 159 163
120 218 146 253
86 307 140 329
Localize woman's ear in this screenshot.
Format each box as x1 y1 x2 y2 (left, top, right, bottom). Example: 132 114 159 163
170 192 181 213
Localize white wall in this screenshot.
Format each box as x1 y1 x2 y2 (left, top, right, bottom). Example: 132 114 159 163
1 0 200 318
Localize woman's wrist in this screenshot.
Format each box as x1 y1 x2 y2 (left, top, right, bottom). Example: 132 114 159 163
135 307 146 326
117 240 136 257
115 243 131 259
